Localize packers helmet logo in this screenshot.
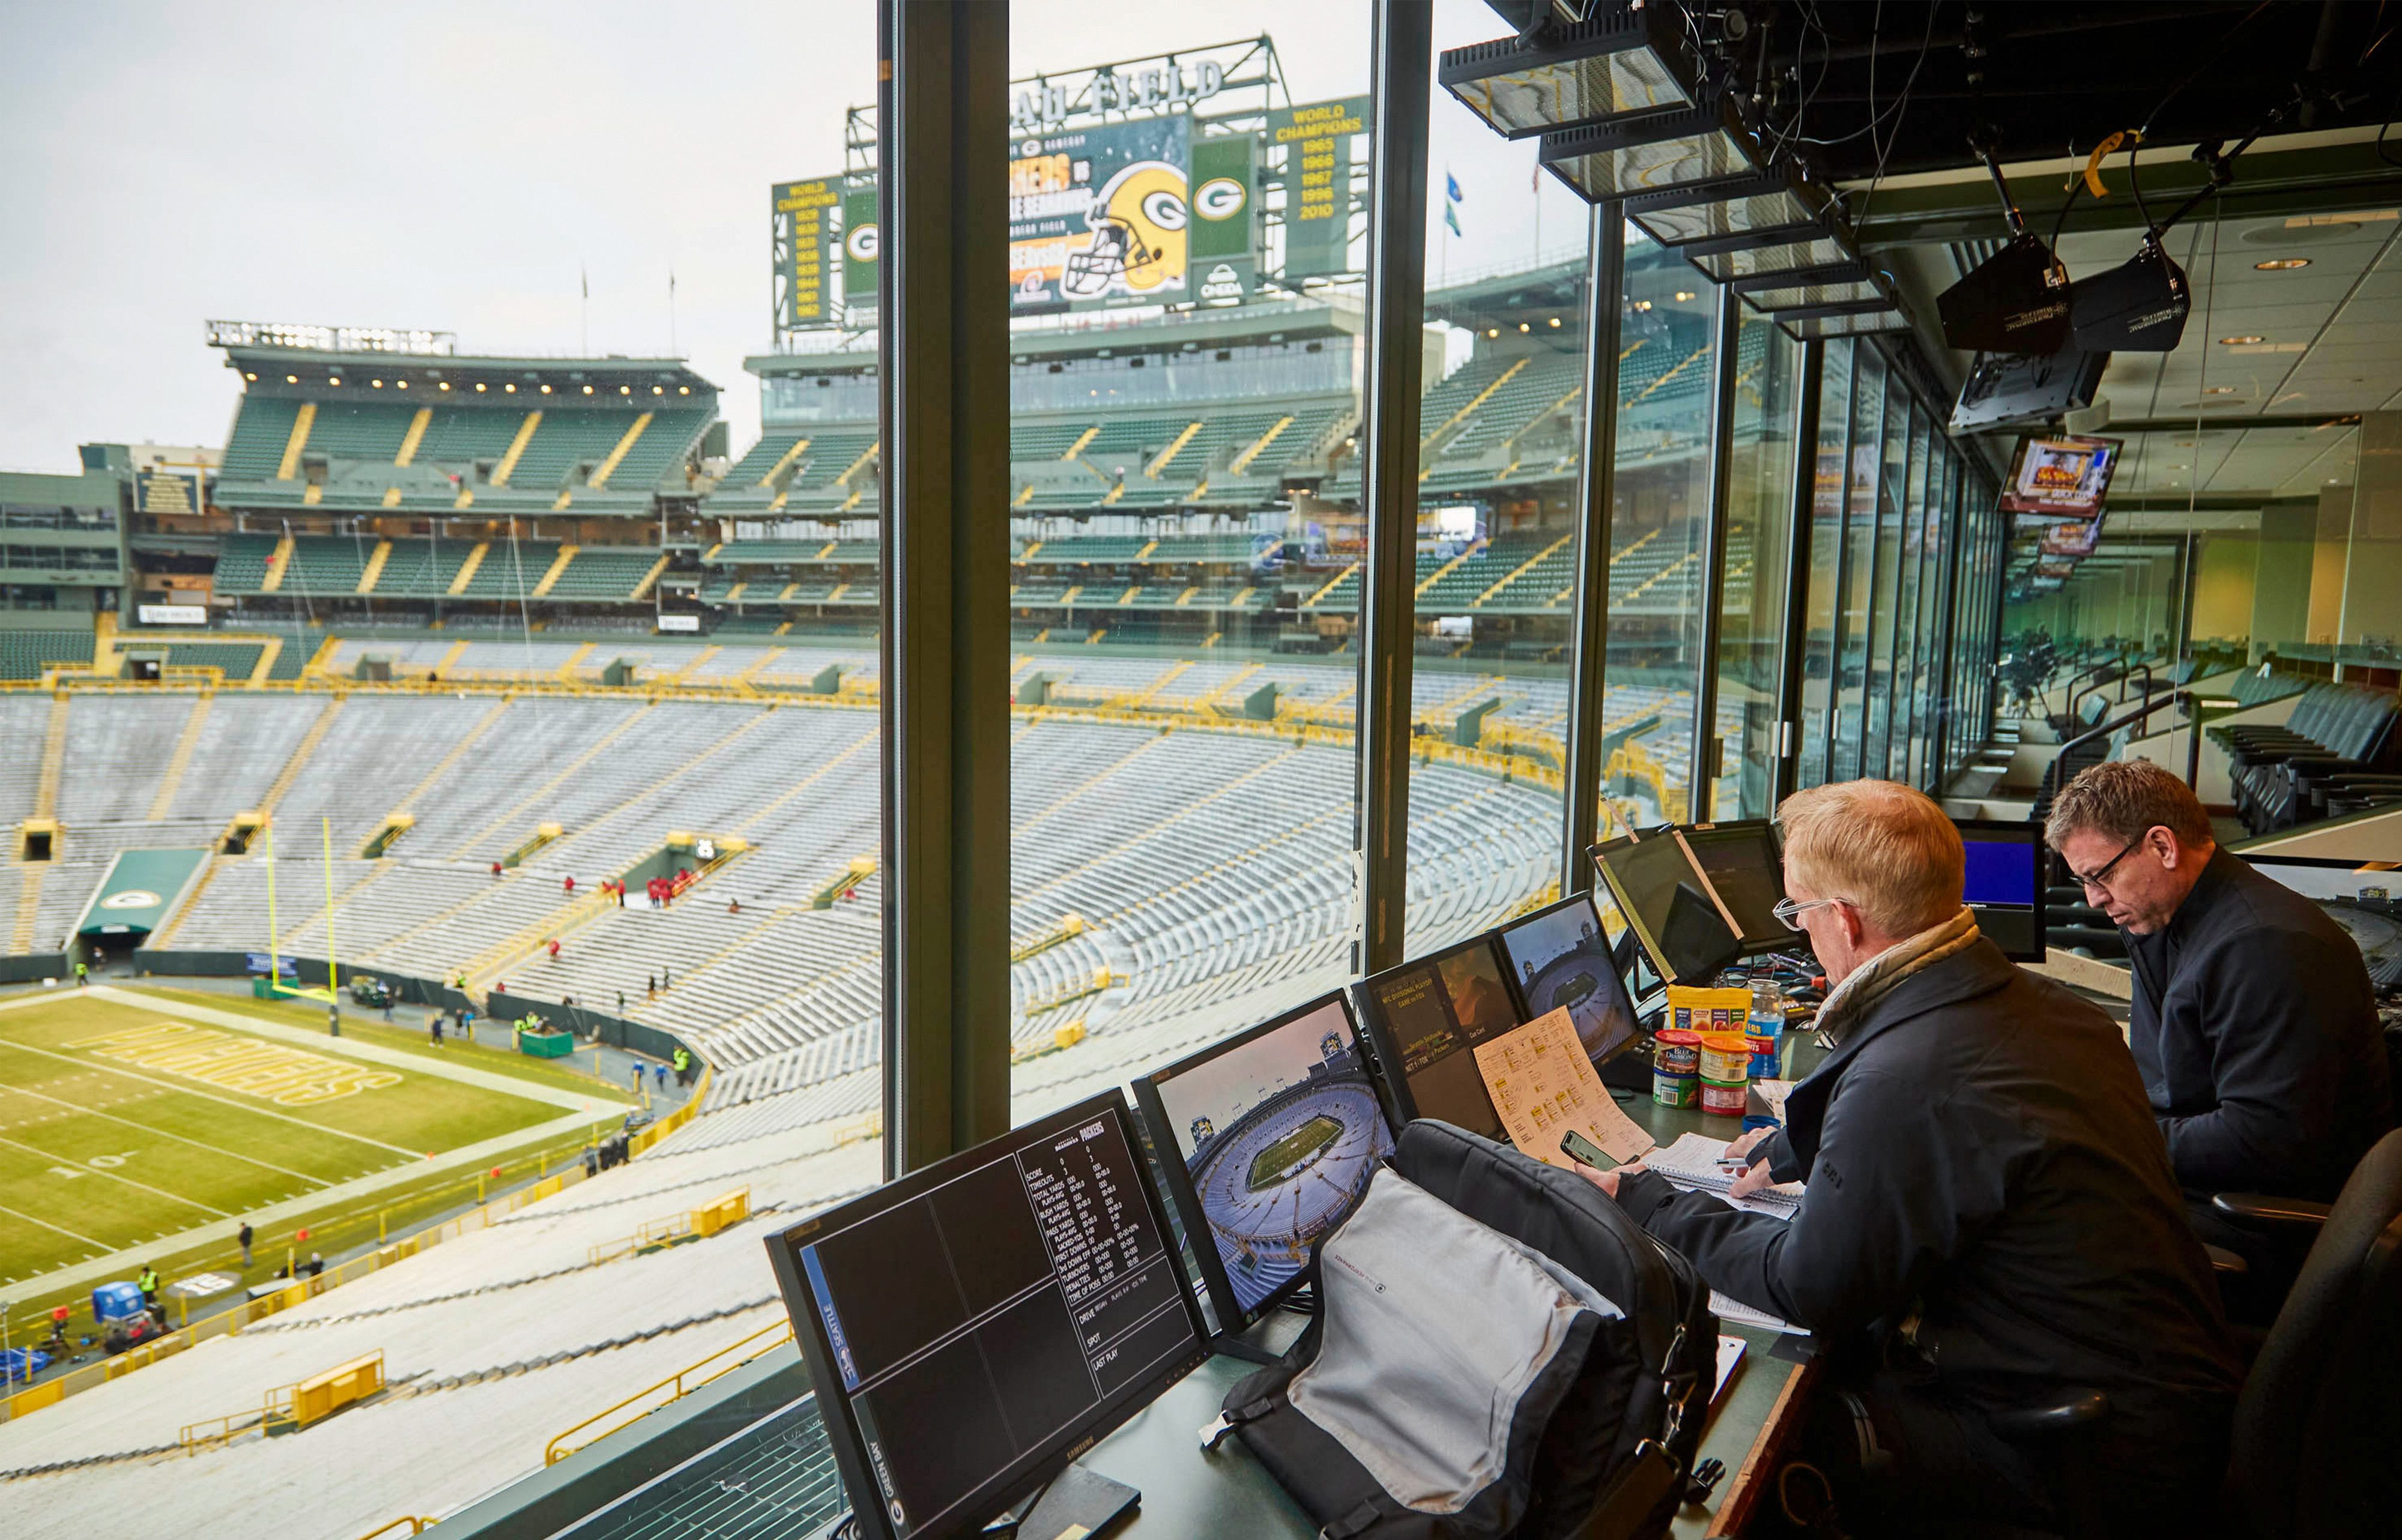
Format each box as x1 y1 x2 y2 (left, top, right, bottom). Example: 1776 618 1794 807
1062 160 1188 298
846 222 880 263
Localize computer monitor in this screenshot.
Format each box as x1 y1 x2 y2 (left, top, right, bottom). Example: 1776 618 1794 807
1130 991 1393 1333
1351 934 1523 1140
1677 821 1789 953
1494 893 1642 1069
1955 819 2047 962
766 1092 1209 1540
1591 832 1742 985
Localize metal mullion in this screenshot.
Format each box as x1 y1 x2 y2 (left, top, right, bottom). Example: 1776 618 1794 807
1770 339 1823 806
1687 285 1739 820
1861 363 1899 781
1821 338 1860 782
877 0 1010 1177
1563 208 1624 889
1353 0 1433 974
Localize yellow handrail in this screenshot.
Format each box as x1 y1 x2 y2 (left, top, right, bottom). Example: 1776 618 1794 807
543 1319 793 1466
355 1518 438 1539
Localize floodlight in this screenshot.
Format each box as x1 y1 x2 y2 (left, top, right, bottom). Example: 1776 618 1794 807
1440 13 1701 139
1539 100 1761 204
1624 166 1820 248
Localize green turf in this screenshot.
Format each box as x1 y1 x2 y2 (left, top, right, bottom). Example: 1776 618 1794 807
0 992 571 1285
1245 1113 1342 1192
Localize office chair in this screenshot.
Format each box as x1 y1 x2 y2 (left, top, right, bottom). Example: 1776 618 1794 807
1983 1129 2402 1539
2211 1128 2402 1538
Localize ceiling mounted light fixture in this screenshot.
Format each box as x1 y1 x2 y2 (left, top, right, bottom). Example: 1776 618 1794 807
2254 257 2311 269
1440 10 1702 139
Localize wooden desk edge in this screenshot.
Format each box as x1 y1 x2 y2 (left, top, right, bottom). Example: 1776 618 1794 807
1706 1352 1822 1538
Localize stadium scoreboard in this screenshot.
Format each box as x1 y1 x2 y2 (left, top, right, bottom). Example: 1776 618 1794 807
770 37 1370 340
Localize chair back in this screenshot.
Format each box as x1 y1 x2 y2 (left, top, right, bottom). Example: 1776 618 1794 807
2230 1129 2402 1537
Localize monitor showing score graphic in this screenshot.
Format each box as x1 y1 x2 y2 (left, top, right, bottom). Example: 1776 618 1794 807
1956 819 2047 962
1999 433 2121 521
1131 992 1393 1332
1352 934 1523 1140
1493 894 1640 1069
766 1093 1208 1540
1591 833 1743 985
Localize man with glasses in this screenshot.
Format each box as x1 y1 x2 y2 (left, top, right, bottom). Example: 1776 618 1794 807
1581 780 2236 1535
2047 759 2390 1248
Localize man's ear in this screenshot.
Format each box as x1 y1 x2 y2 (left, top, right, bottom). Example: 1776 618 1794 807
2150 824 2186 869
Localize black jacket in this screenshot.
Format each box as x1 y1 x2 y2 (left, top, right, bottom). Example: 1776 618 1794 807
1617 938 2239 1433
2126 848 2392 1200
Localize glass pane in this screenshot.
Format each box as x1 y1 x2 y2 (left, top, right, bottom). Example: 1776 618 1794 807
1864 368 1908 779
1606 232 1718 824
1832 347 1884 781
1405 0 1591 946
1889 403 1928 782
1005 12 1372 1115
1795 339 1850 790
1709 313 1799 818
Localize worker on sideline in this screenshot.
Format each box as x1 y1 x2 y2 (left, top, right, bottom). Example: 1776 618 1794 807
1579 781 2237 1535
2046 759 2391 1273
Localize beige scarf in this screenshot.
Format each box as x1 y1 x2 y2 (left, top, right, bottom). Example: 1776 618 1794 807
1814 907 1982 1046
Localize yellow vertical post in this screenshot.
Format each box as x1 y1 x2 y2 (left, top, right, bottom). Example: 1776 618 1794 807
378 1211 386 1243
262 820 280 994
321 816 339 996
478 1172 486 1203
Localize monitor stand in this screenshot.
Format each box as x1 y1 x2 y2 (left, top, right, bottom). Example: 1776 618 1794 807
984 1465 1140 1540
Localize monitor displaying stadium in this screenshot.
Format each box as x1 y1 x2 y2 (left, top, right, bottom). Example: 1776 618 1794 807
1591 833 1742 985
1352 935 1523 1140
1955 819 2046 961
1677 821 1789 953
1495 894 1640 1069
1131 991 1392 1330
1997 433 2120 521
2237 856 2402 989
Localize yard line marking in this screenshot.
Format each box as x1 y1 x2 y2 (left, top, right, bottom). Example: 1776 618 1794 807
0 1079 333 1187
0 1040 421 1158
0 1133 231 1218
0 1198 106 1248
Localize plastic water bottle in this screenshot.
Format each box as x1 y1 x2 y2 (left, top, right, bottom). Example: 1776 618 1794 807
1746 980 1784 1081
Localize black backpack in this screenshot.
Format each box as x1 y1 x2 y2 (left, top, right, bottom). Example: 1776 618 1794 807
1212 1120 1716 1540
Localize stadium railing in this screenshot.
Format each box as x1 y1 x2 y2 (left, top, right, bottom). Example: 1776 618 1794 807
541 1315 793 1467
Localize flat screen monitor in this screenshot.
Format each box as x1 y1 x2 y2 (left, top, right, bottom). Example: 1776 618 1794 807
1678 821 1789 953
1997 433 2121 521
1130 991 1394 1333
766 1092 1208 1540
2039 513 2104 558
1352 934 1523 1140
1956 819 2047 961
1591 833 1742 985
1494 893 1641 1068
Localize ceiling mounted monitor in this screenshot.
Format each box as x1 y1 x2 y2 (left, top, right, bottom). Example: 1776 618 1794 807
1539 100 1762 204
1997 433 2122 521
1441 11 1702 139
1624 167 1822 248
1949 348 2110 433
1680 226 1855 283
1937 233 2072 354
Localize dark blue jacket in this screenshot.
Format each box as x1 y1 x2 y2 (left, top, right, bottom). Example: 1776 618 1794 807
1618 938 2239 1440
2126 848 2392 1199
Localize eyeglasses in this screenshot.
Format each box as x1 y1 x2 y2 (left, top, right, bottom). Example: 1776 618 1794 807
1772 895 1853 931
2068 835 2147 895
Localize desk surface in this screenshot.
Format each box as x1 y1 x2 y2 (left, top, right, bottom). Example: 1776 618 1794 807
1078 1045 1824 1540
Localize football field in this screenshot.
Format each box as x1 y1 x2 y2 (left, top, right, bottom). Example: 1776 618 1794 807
0 987 621 1289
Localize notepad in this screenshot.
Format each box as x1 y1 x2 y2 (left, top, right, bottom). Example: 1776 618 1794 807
1647 1131 1806 1219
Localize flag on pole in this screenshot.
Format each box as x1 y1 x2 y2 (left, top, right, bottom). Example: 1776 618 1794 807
1446 171 1464 204
1444 202 1463 237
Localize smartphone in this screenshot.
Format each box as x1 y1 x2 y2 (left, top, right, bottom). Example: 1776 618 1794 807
1559 1128 1613 1171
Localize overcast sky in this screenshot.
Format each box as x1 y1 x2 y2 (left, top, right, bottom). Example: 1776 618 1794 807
0 0 1570 474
